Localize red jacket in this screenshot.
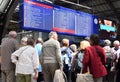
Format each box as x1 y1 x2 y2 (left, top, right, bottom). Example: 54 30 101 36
82 45 107 78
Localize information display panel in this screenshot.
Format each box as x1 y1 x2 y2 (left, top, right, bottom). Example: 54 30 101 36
23 0 53 31
53 6 75 34
22 0 98 36
75 12 93 36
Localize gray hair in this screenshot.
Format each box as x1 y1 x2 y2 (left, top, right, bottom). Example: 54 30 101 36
48 31 57 39
8 31 17 38
70 44 77 52
113 40 120 45
104 39 111 46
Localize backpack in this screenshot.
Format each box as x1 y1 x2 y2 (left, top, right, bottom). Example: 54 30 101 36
61 48 71 71
105 52 114 71
74 51 84 71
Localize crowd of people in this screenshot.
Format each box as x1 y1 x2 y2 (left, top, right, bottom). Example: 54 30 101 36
1 30 120 82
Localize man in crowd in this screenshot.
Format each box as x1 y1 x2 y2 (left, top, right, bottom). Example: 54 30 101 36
1 31 19 82
40 31 62 82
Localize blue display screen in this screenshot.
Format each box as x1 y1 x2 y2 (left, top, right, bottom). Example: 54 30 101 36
22 0 98 36
23 0 53 31
53 6 75 34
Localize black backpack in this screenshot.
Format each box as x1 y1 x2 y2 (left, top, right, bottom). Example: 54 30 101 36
105 52 113 70
61 48 70 71
74 51 84 71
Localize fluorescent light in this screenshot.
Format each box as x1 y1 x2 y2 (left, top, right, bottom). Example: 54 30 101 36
10 20 18 23
44 0 53 3
60 0 92 10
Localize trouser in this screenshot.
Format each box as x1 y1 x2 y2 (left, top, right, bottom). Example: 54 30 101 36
64 70 71 82
103 71 115 82
116 70 120 82
94 77 103 82
42 63 59 82
1 70 16 82
17 73 31 82
37 72 44 82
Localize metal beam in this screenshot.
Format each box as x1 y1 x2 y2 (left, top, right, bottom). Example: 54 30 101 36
60 0 92 9
93 8 120 14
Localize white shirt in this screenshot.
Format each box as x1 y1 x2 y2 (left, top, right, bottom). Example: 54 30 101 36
11 45 39 75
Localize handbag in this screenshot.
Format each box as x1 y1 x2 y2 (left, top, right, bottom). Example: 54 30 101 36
53 69 67 82
76 68 94 82
76 73 94 82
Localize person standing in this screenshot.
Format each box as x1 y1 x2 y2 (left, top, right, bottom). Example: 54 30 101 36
82 34 107 82
1 31 19 82
40 31 63 82
35 37 44 82
61 38 72 82
11 38 39 82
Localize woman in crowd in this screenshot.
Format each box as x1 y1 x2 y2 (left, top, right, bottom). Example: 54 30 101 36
71 40 90 82
61 38 72 82
11 38 39 82
82 34 107 82
35 37 44 82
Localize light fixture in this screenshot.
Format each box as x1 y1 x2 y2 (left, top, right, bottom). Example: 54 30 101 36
43 0 53 4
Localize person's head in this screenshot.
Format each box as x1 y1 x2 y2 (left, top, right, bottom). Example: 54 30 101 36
113 40 120 48
49 31 58 40
69 44 77 52
8 31 17 39
61 38 69 47
90 34 100 45
27 38 35 47
104 39 111 46
104 19 112 26
79 40 90 50
36 37 43 44
21 37 28 46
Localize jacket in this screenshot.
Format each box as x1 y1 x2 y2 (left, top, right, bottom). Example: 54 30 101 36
82 45 107 78
40 38 63 68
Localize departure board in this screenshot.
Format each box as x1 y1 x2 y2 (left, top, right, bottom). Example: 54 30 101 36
23 0 53 31
53 6 75 34
22 0 98 36
75 12 93 36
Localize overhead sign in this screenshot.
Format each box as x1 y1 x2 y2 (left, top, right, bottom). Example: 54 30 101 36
21 0 98 36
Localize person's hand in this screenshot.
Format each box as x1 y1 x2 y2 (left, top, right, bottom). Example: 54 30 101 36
33 73 38 80
33 69 38 80
116 59 118 63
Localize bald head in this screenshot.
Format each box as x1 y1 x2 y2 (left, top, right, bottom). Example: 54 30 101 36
9 31 17 38
49 31 58 40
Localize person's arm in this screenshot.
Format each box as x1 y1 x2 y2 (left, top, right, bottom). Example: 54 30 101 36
82 48 90 73
101 48 106 65
32 48 39 80
55 41 63 70
71 54 77 71
11 49 21 64
33 69 39 80
14 40 19 50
